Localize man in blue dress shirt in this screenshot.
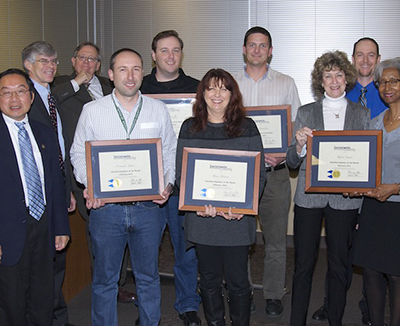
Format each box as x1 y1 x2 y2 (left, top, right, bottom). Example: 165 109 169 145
347 37 388 118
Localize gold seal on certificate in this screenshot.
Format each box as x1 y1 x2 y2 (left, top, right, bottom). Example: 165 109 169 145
86 139 165 203
305 130 382 193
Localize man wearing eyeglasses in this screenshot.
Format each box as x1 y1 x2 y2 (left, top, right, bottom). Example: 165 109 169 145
0 68 70 326
22 41 76 326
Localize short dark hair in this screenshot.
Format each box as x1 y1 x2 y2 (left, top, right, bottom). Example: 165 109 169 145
151 30 184 52
109 48 143 71
0 68 34 95
352 37 380 57
311 50 357 99
21 41 57 72
192 68 246 137
73 42 101 62
243 26 272 47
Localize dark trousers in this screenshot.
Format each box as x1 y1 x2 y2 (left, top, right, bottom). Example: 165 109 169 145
52 250 68 326
196 244 250 294
0 212 54 326
290 205 357 326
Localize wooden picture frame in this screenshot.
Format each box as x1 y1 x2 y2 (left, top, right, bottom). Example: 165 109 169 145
305 130 382 193
245 105 292 157
179 147 261 215
146 93 196 138
86 138 164 203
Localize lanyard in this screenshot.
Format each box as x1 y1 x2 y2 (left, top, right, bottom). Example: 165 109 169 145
112 94 143 139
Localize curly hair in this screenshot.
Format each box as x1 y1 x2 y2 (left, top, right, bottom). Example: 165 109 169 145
192 68 246 137
311 50 357 99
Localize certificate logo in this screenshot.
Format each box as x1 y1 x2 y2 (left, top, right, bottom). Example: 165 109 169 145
108 178 122 188
200 188 216 199
327 170 341 179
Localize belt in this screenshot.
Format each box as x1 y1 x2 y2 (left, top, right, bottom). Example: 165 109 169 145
266 162 286 173
115 202 137 206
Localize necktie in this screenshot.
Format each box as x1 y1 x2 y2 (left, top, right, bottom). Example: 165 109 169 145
359 87 367 107
84 83 96 101
47 93 65 171
15 122 45 221
48 92 58 131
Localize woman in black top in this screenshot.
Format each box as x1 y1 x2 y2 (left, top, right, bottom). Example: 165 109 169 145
176 69 266 326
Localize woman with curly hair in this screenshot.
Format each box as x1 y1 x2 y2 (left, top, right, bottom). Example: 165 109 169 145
286 51 370 326
176 68 266 325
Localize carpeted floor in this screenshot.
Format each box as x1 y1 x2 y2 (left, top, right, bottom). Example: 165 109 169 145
68 231 389 325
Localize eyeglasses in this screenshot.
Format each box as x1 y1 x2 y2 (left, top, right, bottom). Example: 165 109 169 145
75 55 98 63
35 59 59 66
375 79 400 88
0 89 30 99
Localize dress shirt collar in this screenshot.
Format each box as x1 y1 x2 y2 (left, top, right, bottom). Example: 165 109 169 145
353 80 376 92
30 78 51 109
2 112 29 127
243 64 271 81
111 89 143 113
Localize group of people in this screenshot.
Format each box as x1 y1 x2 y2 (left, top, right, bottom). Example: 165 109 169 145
0 25 398 326
288 42 400 326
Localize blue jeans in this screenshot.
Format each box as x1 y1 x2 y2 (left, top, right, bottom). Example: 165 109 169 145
90 202 166 326
161 195 201 313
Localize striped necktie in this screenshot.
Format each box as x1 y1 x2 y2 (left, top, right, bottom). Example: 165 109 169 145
15 122 45 220
358 87 367 107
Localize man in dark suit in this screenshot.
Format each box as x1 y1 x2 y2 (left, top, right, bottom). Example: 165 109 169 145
52 42 113 146
22 41 76 326
0 68 70 326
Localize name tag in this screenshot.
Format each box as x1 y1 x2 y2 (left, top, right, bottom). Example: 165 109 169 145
140 122 159 129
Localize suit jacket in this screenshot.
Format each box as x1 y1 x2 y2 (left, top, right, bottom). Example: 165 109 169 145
52 73 113 146
28 87 72 203
286 98 370 210
0 116 70 266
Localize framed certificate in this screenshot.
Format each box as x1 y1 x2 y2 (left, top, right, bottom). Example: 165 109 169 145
146 93 195 138
179 147 261 215
246 105 292 157
305 130 382 193
86 139 164 203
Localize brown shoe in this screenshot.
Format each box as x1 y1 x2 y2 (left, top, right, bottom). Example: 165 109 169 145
117 287 136 303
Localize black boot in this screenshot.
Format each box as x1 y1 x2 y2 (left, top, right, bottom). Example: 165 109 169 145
199 285 226 326
227 290 251 326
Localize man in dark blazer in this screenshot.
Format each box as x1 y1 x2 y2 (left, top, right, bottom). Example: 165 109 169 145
0 68 70 326
22 41 76 326
52 42 113 146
